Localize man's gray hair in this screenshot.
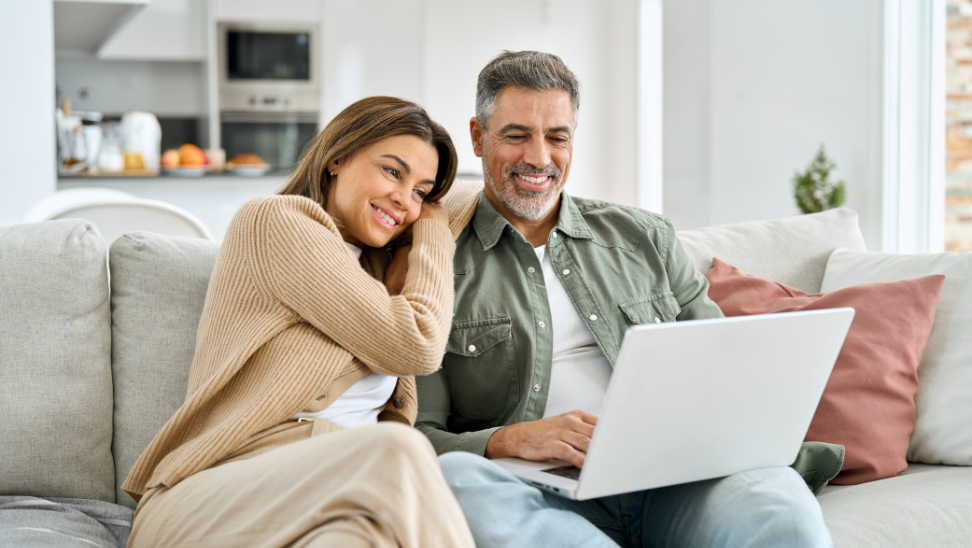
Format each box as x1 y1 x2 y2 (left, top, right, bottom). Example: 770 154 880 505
475 51 580 130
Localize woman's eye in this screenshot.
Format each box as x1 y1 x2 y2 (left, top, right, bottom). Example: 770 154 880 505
384 167 400 178
413 188 428 201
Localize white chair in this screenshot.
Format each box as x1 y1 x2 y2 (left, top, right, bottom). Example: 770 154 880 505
24 188 215 245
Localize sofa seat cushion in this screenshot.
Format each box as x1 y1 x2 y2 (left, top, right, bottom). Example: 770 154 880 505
0 496 132 548
818 464 972 547
0 220 114 502
677 207 866 293
108 232 219 509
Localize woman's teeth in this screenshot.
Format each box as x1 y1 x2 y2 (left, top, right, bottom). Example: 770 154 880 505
374 206 398 226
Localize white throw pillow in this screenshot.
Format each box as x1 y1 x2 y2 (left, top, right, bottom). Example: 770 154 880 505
821 249 972 465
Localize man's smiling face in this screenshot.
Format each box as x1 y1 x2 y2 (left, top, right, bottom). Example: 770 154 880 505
472 87 575 222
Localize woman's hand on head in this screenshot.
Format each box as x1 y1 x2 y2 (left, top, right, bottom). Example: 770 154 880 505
418 200 449 226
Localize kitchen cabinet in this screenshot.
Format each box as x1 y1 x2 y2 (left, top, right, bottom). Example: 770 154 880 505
98 0 206 61
54 0 150 55
211 0 319 22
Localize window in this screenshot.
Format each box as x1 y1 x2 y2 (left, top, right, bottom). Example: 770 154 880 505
946 0 972 251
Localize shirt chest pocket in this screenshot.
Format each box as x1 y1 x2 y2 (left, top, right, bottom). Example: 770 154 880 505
618 291 682 325
444 317 519 420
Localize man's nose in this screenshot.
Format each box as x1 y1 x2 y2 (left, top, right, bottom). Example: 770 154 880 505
522 138 552 169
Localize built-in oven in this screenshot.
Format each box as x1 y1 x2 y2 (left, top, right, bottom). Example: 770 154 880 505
218 22 319 171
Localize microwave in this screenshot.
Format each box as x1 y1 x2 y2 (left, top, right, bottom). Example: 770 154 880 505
218 22 320 113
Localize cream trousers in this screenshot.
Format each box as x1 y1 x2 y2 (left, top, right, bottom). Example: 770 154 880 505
127 421 475 548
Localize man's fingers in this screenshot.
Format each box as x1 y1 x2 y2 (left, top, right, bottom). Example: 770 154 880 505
561 430 591 454
573 409 598 425
553 441 586 468
569 418 596 439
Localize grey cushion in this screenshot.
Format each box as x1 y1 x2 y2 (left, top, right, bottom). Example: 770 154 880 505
0 220 114 502
0 496 133 548
677 207 867 293
819 464 972 547
108 232 218 509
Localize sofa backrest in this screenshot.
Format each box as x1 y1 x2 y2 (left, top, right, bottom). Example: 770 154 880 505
677 207 867 293
108 231 218 509
0 219 115 502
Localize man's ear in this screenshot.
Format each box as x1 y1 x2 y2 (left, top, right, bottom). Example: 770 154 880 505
470 117 484 158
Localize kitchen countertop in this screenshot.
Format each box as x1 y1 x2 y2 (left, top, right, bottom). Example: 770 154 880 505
59 171 293 180
58 175 290 243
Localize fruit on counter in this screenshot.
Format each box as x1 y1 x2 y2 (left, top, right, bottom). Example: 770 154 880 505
227 153 268 167
161 149 180 170
179 143 206 167
123 152 146 171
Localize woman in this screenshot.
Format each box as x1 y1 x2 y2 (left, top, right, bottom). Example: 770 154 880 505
123 97 476 548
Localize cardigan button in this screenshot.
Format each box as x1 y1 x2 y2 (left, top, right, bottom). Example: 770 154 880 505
315 395 326 401
393 398 404 409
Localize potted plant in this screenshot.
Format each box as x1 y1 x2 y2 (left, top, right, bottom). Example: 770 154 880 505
793 145 846 214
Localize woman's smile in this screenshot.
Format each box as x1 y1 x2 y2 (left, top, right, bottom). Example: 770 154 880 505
371 203 401 230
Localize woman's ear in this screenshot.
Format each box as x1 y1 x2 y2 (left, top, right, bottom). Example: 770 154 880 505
327 159 340 176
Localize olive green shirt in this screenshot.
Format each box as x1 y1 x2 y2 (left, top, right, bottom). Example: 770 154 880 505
415 191 724 455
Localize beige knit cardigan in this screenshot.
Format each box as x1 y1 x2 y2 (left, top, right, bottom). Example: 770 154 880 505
122 180 482 502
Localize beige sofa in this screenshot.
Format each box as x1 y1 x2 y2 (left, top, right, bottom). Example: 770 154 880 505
1 207 970 547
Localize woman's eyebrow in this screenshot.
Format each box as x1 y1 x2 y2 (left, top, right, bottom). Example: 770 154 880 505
381 154 411 174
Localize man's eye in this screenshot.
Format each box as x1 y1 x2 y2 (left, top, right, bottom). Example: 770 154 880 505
550 137 568 145
508 134 527 141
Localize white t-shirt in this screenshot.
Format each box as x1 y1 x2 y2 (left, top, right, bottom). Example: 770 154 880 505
534 245 613 418
291 242 398 428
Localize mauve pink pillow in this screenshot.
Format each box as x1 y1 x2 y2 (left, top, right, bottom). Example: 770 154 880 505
706 258 944 484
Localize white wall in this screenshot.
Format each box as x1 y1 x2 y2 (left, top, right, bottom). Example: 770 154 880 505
664 0 885 250
320 0 643 205
0 1 56 225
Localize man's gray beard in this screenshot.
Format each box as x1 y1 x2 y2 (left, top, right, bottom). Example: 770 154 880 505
483 161 561 221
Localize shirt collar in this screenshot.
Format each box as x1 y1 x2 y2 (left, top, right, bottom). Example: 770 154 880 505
471 190 595 251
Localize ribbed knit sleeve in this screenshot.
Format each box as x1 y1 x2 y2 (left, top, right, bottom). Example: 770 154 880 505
246 196 456 376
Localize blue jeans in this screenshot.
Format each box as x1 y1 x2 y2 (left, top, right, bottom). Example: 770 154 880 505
438 452 833 548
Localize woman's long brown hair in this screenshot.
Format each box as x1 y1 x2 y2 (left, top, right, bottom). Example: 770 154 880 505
278 96 458 207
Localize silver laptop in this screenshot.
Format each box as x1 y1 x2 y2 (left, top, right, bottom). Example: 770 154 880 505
494 308 855 500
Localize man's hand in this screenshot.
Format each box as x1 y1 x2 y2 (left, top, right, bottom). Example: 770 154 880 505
485 410 597 468
384 240 412 296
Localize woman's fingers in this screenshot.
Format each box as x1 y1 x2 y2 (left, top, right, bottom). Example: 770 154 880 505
419 200 449 225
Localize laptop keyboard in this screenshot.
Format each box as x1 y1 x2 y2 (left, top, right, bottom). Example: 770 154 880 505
542 465 582 480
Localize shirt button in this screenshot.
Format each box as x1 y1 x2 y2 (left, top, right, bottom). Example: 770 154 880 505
562 269 570 276
553 232 559 238
589 314 598 321
468 344 476 352
538 321 546 328
654 317 661 323
533 384 541 392
528 267 536 273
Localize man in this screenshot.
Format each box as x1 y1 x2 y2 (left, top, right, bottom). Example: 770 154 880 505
416 51 833 547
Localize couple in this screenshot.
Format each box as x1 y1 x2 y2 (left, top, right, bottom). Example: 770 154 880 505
124 52 831 548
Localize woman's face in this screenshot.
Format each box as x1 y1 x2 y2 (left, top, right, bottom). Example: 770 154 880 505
326 134 438 248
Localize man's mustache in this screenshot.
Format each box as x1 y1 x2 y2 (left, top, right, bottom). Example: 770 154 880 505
506 164 561 179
